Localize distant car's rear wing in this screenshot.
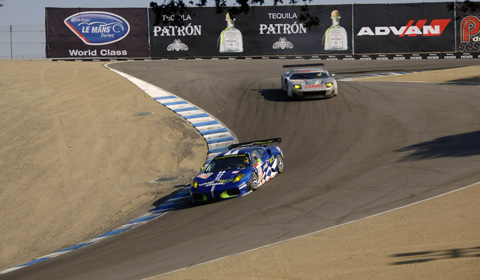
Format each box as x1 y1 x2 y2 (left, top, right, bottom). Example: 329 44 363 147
283 63 324 69
228 137 282 150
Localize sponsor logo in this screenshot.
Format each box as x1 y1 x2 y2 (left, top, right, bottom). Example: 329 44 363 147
305 84 324 89
461 16 480 43
167 39 188 51
273 37 294 50
64 11 130 45
197 174 210 179
357 19 451 37
67 49 127 57
217 179 233 184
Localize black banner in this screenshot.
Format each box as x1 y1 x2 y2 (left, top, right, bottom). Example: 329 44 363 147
46 4 480 59
46 8 149 58
354 3 455 53
149 8 218 57
456 2 480 53
149 5 352 58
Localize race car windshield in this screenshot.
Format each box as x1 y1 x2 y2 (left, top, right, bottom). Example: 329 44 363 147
291 72 328 79
205 154 250 172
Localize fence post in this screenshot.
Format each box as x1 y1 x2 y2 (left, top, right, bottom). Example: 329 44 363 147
10 25 12 59
351 4 355 55
454 0 457 52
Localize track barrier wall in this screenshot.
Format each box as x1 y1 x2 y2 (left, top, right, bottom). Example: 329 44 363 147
45 2 480 60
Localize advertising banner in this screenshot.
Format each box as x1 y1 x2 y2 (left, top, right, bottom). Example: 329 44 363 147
149 5 352 58
354 3 455 53
149 7 218 57
46 8 149 58
45 3 479 60
249 5 353 56
456 2 480 53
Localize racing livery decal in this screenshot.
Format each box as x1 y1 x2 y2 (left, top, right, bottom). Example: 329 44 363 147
64 11 131 45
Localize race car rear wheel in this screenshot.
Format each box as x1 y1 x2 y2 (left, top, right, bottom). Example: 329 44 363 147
248 172 259 191
276 155 284 173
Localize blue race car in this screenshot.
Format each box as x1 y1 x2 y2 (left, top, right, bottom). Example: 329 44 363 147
189 138 284 203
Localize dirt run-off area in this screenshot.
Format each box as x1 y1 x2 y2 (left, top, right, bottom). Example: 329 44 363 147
0 60 207 271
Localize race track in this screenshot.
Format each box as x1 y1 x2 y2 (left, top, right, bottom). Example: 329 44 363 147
5 59 480 280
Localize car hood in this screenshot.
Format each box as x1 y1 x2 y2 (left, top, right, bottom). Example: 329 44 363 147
195 168 251 188
290 78 333 85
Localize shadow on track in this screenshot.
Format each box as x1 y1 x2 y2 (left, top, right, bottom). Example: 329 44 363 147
255 88 334 102
396 130 480 162
253 88 290 102
151 184 235 212
390 245 480 265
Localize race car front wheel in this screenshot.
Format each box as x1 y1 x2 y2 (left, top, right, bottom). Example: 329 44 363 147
248 172 259 191
287 88 293 99
276 155 284 173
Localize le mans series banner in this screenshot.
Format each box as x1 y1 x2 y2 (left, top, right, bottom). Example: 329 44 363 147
354 3 455 53
149 5 352 58
46 8 149 58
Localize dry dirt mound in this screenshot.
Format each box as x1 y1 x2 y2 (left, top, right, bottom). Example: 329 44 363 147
0 60 207 271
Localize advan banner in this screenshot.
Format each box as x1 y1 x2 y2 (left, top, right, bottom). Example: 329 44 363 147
46 8 149 58
354 3 455 53
149 5 352 58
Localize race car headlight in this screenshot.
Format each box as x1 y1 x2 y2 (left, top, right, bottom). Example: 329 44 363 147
192 180 198 188
326 82 333 88
293 84 302 89
233 174 244 183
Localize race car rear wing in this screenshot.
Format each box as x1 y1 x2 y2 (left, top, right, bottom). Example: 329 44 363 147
228 137 282 150
283 63 324 69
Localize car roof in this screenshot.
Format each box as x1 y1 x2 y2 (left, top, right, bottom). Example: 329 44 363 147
214 146 264 158
291 68 325 73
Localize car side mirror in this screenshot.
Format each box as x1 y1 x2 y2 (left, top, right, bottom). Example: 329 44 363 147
332 73 336 77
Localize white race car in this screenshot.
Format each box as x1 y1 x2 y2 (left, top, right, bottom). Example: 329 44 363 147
281 64 338 99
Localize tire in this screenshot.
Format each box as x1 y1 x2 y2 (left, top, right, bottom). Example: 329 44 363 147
276 155 284 173
248 172 259 191
287 87 293 99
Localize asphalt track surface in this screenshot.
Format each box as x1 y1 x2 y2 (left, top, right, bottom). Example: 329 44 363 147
5 59 480 280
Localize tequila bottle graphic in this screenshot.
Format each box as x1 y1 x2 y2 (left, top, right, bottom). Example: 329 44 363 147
323 10 348 51
218 13 243 53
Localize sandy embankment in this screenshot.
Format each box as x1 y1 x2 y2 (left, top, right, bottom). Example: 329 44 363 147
0 60 207 271
356 65 480 83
